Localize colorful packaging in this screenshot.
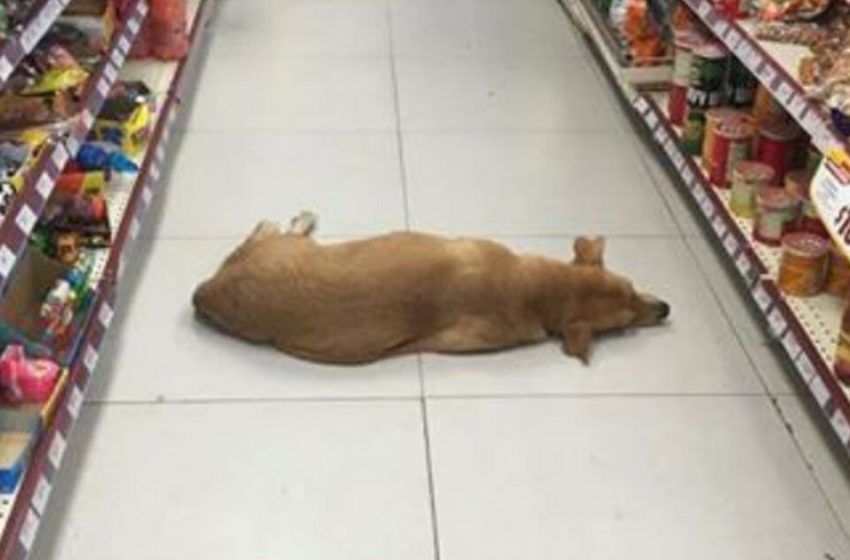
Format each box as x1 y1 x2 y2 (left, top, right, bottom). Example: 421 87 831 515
730 161 774 218
778 232 829 296
753 186 799 245
709 117 753 186
682 41 729 154
755 121 802 183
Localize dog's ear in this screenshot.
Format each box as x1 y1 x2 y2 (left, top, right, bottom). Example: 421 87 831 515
562 322 593 364
573 237 605 267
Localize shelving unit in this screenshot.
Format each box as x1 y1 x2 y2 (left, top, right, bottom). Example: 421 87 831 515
0 0 215 558
570 0 850 457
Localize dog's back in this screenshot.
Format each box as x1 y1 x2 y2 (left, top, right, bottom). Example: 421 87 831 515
193 231 544 363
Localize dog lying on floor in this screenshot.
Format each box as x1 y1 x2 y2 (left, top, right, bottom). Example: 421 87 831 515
192 212 670 364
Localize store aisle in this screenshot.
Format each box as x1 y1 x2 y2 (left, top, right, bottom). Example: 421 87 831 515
31 0 850 558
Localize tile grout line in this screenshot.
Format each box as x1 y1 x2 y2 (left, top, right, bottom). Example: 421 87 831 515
419 396 443 560
385 0 412 231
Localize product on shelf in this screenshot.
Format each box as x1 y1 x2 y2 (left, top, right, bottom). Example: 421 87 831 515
609 0 671 64
730 160 775 217
754 185 800 244
682 40 730 153
708 113 754 185
0 345 60 404
92 81 154 156
0 431 33 493
778 231 830 295
754 120 805 182
825 245 850 296
128 0 190 61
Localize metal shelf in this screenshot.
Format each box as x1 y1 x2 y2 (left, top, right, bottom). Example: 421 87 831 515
632 90 850 458
0 0 214 557
679 0 846 154
0 0 149 298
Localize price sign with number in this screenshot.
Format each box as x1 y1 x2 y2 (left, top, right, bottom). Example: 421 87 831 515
811 149 850 259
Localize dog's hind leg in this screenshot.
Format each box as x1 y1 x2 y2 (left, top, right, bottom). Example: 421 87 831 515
287 211 318 237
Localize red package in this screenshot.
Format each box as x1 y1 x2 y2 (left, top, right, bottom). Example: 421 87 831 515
127 0 188 60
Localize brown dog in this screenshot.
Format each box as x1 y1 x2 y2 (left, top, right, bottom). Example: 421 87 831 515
192 212 670 364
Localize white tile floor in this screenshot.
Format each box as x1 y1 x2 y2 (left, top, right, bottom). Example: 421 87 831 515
30 0 850 558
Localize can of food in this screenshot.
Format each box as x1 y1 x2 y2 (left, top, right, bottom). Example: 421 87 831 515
756 121 802 183
682 42 729 155
753 186 799 245
709 117 753 186
826 246 850 297
669 33 697 126
752 84 786 129
730 161 774 218
778 232 829 296
785 169 828 238
669 83 688 126
728 57 757 107
701 108 739 171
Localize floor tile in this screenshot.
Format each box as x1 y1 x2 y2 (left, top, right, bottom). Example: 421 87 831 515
776 395 850 537
427 396 850 560
394 56 621 132
211 0 389 56
185 54 395 132
156 131 406 238
404 132 676 236
421 237 765 396
389 0 582 56
90 239 421 402
32 401 433 560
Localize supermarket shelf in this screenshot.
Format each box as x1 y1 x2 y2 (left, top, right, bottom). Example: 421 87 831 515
0 0 70 87
0 0 215 557
632 90 850 456
680 0 846 154
0 0 149 298
561 0 671 87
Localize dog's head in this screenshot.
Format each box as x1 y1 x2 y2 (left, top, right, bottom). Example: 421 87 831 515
563 237 670 362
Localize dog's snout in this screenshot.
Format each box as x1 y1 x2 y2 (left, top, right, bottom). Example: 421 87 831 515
656 300 671 321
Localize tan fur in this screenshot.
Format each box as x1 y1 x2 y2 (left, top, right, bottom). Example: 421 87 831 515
192 216 669 364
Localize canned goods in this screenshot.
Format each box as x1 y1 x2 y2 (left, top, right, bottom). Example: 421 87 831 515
730 161 774 218
682 42 729 155
778 232 829 297
753 186 799 245
752 84 786 130
669 33 697 126
826 246 850 297
709 117 753 186
785 169 828 238
756 121 802 183
669 83 688 126
701 108 739 171
728 58 756 107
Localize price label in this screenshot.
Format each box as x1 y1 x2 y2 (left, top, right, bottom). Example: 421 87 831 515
767 307 787 337
781 330 801 359
723 233 739 256
789 95 808 119
18 508 40 551
66 385 83 419
682 166 695 187
15 204 37 235
118 35 131 54
634 97 649 115
672 150 685 171
142 186 153 207
776 81 795 105
36 172 53 199
734 38 751 61
735 252 752 277
32 476 52 516
713 19 728 37
128 17 141 35
831 411 850 445
51 143 68 170
810 375 831 407
794 352 816 383
0 245 16 278
725 27 741 49
744 50 763 71
811 149 850 258
711 215 727 237
47 432 66 470
700 196 715 218
98 302 114 328
645 110 659 130
81 109 95 129
83 345 99 373
752 283 772 311
758 64 777 87
694 186 707 205
104 62 119 84
697 0 712 17
96 77 111 97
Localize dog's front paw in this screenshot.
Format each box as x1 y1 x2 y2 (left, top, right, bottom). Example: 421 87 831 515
561 323 592 364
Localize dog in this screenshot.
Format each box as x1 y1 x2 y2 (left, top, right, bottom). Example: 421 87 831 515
192 212 670 364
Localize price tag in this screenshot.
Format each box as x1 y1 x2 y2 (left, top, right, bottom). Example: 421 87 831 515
0 56 12 82
734 38 751 61
0 245 16 278
743 50 763 71
81 109 95 129
118 35 131 54
98 302 114 328
752 282 772 311
794 352 816 383
723 233 739 256
96 77 110 97
713 19 728 37
831 411 850 445
15 204 37 235
129 217 141 240
66 385 83 419
767 307 787 337
700 196 715 218
104 62 119 84
758 64 777 88
645 110 659 130
142 186 153 207
138 1 149 16
51 143 68 170
32 476 52 516
36 172 53 199
789 95 808 119
811 149 850 258
18 508 40 551
711 214 727 237
781 330 801 359
810 375 831 407
694 185 707 204
776 81 795 105
672 150 685 171
83 345 99 373
725 27 741 49
128 17 141 35
682 166 695 187
634 97 649 115
696 0 711 17
47 432 66 470
735 251 752 276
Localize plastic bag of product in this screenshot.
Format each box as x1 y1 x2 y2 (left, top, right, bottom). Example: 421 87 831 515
149 0 189 60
